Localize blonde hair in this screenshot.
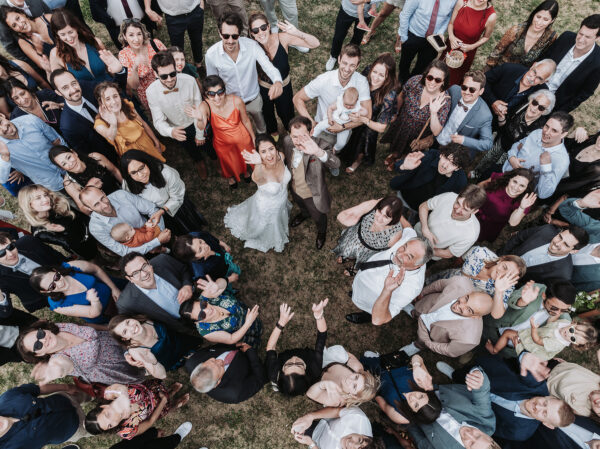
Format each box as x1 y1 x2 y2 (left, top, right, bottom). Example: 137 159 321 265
18 184 74 227
341 370 380 408
343 87 359 104
110 222 133 243
572 321 599 351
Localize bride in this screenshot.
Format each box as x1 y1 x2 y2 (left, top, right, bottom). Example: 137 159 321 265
224 134 292 252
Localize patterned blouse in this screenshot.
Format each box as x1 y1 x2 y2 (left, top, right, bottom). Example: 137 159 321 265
486 22 557 69
117 380 169 440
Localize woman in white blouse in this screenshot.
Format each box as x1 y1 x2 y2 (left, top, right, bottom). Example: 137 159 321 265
120 150 206 234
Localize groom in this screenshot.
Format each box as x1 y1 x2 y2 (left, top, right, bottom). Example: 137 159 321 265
281 116 340 249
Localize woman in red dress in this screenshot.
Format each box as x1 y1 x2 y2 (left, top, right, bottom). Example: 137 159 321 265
443 0 497 86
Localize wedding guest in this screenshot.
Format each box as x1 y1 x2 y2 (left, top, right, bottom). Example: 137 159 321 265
360 0 406 46
6 78 63 132
204 0 248 34
0 54 50 116
258 0 299 39
88 0 147 48
0 0 50 61
0 286 38 366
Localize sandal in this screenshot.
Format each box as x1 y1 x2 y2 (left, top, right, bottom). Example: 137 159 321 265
361 32 373 46
168 382 183 396
384 153 397 166
337 256 347 264
344 267 357 277
174 393 190 409
346 161 361 174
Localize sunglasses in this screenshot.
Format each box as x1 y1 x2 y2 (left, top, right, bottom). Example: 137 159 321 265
251 23 268 34
547 303 571 313
158 71 177 80
461 85 478 93
0 242 15 258
128 262 150 279
129 163 147 176
222 33 240 40
33 328 46 352
531 99 547 112
206 88 225 97
426 74 443 84
568 326 577 343
123 18 141 24
46 272 62 292
197 300 208 321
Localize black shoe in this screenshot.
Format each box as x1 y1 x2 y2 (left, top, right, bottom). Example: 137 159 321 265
243 175 252 183
229 181 238 189
316 232 326 250
345 311 372 324
347 290 353 298
290 213 307 227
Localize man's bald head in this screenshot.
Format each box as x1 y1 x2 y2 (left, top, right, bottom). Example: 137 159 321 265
80 186 114 216
451 291 493 317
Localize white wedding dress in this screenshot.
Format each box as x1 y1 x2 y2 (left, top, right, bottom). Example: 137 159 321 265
224 166 292 253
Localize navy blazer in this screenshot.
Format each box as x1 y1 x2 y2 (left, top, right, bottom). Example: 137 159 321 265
482 63 545 111
525 415 600 449
185 343 267 404
442 85 493 155
544 32 600 113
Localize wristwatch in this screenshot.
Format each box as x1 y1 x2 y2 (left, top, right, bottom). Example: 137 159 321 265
308 444 316 449
341 123 346 130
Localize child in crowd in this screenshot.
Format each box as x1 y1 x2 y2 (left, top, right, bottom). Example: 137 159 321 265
486 317 598 360
169 46 200 79
357 0 382 31
111 222 160 248
313 87 368 152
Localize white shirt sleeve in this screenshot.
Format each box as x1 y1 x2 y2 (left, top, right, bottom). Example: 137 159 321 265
304 73 327 100
0 157 12 184
147 84 174 138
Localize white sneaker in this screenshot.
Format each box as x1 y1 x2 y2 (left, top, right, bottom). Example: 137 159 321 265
399 341 420 357
174 422 192 440
325 56 336 71
436 361 455 379
402 304 415 318
290 44 310 53
363 350 380 358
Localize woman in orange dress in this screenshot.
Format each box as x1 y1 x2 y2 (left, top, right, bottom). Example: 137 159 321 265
186 75 254 189
93 81 165 162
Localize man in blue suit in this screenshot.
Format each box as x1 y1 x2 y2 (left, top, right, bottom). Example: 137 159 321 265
436 70 493 158
50 50 127 164
527 415 600 449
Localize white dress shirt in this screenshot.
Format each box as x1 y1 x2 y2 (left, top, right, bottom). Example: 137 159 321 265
303 69 370 123
312 407 372 449
0 254 40 275
154 0 200 16
560 423 600 448
106 0 144 25
65 99 98 123
520 243 566 268
573 243 600 266
205 37 282 103
546 45 595 92
489 394 534 420
435 412 469 447
146 74 203 139
419 300 470 331
135 274 180 318
291 147 328 169
437 99 475 145
352 228 426 317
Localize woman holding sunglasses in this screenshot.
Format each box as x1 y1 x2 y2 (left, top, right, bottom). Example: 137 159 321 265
16 320 146 386
109 314 203 378
117 19 166 113
179 275 262 348
29 260 122 324
248 12 319 138
381 60 451 170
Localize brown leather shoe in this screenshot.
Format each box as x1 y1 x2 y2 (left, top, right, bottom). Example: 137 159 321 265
196 161 208 180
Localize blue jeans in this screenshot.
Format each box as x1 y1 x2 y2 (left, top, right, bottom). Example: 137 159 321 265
165 5 204 63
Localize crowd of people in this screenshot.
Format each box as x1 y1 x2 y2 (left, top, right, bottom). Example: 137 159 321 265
0 0 599 448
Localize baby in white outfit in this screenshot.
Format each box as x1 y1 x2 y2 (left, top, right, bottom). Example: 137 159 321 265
313 87 368 152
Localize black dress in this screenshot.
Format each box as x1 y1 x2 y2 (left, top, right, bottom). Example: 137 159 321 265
31 209 97 259
10 89 64 132
258 42 294 134
66 157 120 195
555 131 600 198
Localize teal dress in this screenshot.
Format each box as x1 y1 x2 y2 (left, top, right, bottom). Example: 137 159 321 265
66 44 110 82
148 322 203 371
195 294 262 348
47 262 111 324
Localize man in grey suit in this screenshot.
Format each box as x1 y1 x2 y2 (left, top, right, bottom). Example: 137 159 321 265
282 115 340 250
436 70 493 158
117 252 194 333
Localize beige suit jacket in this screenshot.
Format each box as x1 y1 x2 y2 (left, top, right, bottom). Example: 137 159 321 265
415 276 482 358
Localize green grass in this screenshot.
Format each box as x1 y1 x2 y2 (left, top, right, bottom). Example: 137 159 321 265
1 0 600 448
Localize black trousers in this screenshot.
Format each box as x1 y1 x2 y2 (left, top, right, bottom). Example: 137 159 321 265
330 6 371 59
180 122 206 161
110 428 181 449
398 31 438 84
259 82 295 134
291 189 327 234
165 5 204 64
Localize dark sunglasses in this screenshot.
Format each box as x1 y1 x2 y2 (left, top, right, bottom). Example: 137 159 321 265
547 304 571 313
46 272 62 292
222 33 240 40
122 18 141 24
0 242 15 258
531 99 546 112
33 328 46 352
251 24 268 34
158 71 177 80
569 326 577 343
426 74 443 84
197 300 208 321
461 85 478 93
206 88 225 97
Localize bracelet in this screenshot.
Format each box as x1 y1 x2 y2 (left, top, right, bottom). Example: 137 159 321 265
308 444 316 449
314 312 324 320
276 323 284 330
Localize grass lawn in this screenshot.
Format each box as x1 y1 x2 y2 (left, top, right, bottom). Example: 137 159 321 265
1 0 600 448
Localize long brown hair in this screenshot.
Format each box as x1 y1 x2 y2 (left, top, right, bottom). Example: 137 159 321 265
484 168 536 204
94 81 136 120
51 8 101 71
368 52 398 105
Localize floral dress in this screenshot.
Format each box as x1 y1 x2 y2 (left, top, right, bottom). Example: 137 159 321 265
333 209 404 267
54 323 145 385
195 294 262 348
426 246 514 304
381 75 451 158
117 380 170 440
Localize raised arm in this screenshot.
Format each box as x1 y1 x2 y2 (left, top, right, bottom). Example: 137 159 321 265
337 198 380 226
266 303 295 352
202 305 260 345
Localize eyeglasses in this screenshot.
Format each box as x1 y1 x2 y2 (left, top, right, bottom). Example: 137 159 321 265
46 272 62 292
129 164 147 177
197 300 208 321
33 328 46 352
531 99 547 112
0 242 15 258
206 88 225 97
221 33 239 40
461 85 478 93
158 71 177 80
425 74 443 84
250 24 268 34
122 18 141 24
128 262 150 279
283 360 305 369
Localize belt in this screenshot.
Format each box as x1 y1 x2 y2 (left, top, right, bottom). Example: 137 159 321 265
258 74 290 90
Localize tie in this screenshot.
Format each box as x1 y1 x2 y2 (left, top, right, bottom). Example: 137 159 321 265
222 350 238 367
425 0 441 37
121 0 134 18
356 259 390 272
163 88 180 94
82 102 97 122
458 101 468 112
